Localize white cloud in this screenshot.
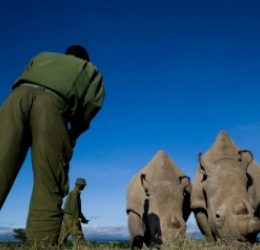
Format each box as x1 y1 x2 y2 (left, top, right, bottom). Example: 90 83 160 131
0 225 129 242
0 227 17 241
83 225 129 241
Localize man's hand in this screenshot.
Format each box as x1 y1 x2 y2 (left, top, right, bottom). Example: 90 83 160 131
81 218 90 224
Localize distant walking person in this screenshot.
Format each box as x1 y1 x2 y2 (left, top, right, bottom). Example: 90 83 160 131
0 45 104 247
59 178 89 245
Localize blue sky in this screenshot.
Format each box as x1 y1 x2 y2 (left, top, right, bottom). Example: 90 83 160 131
0 0 260 238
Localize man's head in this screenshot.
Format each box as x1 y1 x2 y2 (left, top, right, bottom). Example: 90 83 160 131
65 45 90 61
75 177 87 191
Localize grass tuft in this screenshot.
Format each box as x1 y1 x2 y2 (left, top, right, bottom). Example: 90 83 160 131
1 238 260 250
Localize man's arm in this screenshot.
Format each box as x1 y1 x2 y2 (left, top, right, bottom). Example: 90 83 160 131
69 66 105 144
79 211 89 224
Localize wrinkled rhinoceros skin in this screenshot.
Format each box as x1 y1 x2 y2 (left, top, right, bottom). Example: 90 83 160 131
191 131 260 242
126 150 191 249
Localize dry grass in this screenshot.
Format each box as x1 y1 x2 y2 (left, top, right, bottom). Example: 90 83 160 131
1 238 260 250
159 238 260 250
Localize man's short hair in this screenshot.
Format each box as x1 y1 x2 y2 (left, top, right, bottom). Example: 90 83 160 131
65 45 90 61
75 178 87 186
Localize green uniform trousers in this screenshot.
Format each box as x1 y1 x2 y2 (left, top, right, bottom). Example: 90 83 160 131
58 214 85 244
0 85 72 246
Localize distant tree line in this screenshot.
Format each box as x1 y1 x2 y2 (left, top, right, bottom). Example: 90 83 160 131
13 228 26 242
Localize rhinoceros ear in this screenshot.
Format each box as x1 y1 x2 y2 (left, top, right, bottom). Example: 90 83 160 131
140 174 156 197
179 176 191 194
238 150 253 170
198 152 215 177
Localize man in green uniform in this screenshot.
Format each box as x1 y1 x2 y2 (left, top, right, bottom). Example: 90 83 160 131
0 45 104 247
58 178 89 245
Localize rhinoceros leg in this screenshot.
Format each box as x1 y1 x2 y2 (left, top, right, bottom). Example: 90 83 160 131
128 211 145 249
194 208 215 241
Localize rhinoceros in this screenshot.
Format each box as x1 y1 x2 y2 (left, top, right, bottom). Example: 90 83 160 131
126 150 191 249
191 131 260 242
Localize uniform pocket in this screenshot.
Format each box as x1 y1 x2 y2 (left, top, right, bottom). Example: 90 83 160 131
60 146 73 197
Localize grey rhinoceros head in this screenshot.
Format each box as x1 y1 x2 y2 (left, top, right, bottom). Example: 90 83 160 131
199 131 260 242
140 171 190 244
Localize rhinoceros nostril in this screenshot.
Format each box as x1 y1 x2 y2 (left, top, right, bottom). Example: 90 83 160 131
237 206 248 215
215 213 221 219
233 202 249 215
168 216 181 228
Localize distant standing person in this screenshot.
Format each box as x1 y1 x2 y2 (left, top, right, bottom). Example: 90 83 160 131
0 45 104 247
59 178 89 245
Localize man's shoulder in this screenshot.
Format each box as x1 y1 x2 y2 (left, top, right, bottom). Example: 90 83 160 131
84 61 103 79
68 188 80 196
32 52 86 65
33 52 69 61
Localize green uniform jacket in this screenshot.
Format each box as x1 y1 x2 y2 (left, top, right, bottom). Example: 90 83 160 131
13 52 105 142
63 188 86 220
